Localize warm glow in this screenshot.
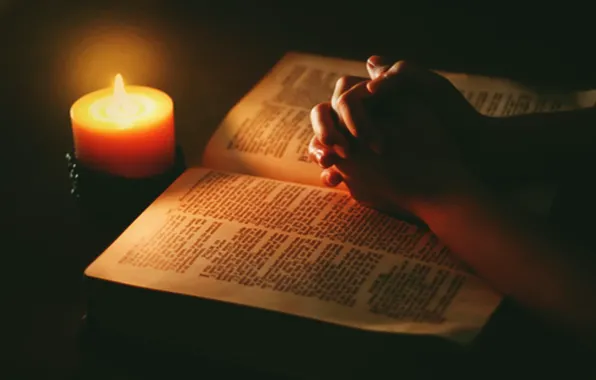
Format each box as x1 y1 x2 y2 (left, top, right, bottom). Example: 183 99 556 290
64 23 167 99
104 73 141 126
69 75 175 178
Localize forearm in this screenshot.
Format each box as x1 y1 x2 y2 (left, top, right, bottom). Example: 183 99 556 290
458 108 596 182
413 181 596 339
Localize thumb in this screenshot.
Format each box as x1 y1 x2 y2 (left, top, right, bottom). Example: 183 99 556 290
366 55 390 79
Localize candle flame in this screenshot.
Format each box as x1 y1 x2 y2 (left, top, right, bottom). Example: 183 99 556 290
106 73 139 126
113 73 127 101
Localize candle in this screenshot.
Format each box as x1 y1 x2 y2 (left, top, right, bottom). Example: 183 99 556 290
70 74 175 178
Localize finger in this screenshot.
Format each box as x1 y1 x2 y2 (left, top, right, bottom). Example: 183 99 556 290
367 60 473 122
366 55 391 79
334 82 383 154
331 76 379 151
310 102 348 150
367 60 454 99
366 60 411 94
334 81 370 138
331 75 367 111
321 168 343 187
308 136 339 169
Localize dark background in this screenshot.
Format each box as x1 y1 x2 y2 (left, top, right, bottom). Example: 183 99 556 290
2 1 596 379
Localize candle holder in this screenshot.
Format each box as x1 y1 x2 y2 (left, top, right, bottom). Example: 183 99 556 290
66 146 186 230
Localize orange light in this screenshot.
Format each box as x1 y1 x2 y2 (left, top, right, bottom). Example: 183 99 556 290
70 74 175 178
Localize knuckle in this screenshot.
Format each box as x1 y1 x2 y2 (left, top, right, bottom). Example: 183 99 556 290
310 102 330 123
310 103 322 119
336 75 351 90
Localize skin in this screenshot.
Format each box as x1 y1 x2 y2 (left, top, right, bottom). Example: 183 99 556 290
308 56 596 343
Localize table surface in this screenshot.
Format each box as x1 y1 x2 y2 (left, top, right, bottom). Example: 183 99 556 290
3 1 596 379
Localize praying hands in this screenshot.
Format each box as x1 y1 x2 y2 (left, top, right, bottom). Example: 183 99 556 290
308 56 596 342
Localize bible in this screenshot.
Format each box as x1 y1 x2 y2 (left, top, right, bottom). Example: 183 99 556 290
83 52 596 378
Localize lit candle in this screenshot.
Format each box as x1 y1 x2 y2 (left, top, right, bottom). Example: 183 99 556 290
70 74 175 178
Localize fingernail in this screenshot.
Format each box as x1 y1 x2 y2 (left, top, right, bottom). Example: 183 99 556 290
325 171 342 187
328 175 341 187
367 55 384 68
334 144 349 159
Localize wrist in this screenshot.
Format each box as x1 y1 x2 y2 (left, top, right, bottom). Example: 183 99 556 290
406 175 492 230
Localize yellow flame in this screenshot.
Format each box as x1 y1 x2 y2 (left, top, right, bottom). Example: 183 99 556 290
105 73 140 126
113 73 127 101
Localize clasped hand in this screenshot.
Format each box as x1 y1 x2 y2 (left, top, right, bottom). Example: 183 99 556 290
308 56 485 218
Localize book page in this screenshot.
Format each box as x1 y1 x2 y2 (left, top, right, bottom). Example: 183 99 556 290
201 51 596 188
86 168 502 344
201 52 365 188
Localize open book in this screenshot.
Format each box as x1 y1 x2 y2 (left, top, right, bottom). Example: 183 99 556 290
84 52 596 377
